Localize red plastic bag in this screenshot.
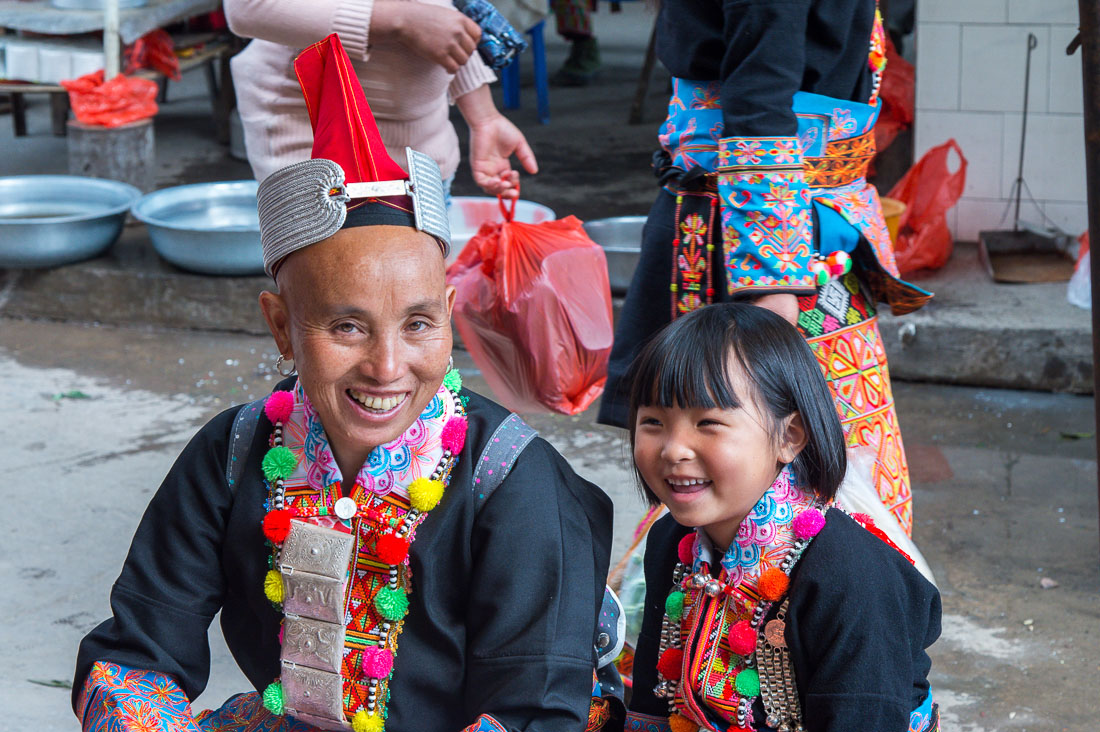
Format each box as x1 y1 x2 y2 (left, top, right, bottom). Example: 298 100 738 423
447 198 614 415
874 35 914 155
886 139 967 274
124 29 181 81
61 71 159 127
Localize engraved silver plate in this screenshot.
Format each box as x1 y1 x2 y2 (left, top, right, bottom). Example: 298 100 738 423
292 710 352 731
282 570 348 624
280 520 355 579
282 661 347 724
281 616 346 673
406 147 451 254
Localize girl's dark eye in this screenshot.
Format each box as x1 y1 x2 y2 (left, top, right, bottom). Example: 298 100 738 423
698 419 721 427
639 417 662 427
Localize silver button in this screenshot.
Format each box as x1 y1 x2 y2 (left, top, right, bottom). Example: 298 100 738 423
334 497 358 520
597 632 610 649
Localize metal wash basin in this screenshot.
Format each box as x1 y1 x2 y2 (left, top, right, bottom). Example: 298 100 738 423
0 175 142 269
583 216 645 295
132 180 264 276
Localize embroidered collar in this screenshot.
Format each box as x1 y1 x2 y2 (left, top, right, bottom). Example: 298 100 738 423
281 380 456 502
691 465 820 591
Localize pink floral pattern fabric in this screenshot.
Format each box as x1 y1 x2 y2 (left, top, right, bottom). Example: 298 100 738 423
691 466 820 590
281 382 454 502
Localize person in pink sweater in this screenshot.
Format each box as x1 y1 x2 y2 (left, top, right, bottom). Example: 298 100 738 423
225 0 538 198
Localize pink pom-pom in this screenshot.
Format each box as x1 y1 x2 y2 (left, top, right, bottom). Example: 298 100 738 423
362 647 394 678
792 508 826 539
440 416 468 454
265 390 295 424
676 533 695 565
728 620 756 656
278 624 285 644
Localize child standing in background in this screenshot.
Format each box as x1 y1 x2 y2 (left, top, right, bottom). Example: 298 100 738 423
623 303 940 732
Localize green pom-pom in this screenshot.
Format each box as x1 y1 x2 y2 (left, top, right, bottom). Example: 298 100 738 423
734 668 759 698
262 446 298 482
375 587 409 620
664 591 685 622
443 368 462 393
262 681 285 715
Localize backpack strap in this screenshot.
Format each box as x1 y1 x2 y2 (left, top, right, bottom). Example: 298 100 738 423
470 412 623 680
471 412 538 510
225 397 267 493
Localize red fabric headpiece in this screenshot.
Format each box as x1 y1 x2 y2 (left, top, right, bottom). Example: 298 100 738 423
294 34 408 187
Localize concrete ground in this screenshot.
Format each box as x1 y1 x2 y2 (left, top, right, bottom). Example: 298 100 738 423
0 318 1097 731
1 4 1098 730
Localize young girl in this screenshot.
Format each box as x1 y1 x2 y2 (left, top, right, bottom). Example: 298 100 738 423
624 303 940 732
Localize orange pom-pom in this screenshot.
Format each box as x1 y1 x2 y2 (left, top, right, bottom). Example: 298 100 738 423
262 509 293 544
668 713 698 732
758 568 790 601
656 647 683 680
375 533 410 565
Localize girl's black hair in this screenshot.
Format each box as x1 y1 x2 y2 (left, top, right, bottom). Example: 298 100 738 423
627 302 847 504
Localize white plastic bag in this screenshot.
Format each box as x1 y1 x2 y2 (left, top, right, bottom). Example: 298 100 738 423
836 447 937 585
1068 250 1091 310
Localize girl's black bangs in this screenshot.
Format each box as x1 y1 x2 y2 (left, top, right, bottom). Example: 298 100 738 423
634 316 740 411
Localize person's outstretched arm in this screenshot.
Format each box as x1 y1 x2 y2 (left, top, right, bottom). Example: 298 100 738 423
455 85 539 199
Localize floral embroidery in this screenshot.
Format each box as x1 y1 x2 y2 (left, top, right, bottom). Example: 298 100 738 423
461 715 508 732
625 712 673 732
829 108 857 140
733 140 763 165
770 139 799 165
673 211 715 316
690 82 721 110
79 662 201 732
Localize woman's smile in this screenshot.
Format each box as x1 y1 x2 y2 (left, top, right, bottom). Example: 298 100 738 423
347 388 409 416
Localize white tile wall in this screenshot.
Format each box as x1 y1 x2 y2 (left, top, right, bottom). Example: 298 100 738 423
1049 25 1085 114
914 1 1088 240
960 25 1049 112
919 0 1007 24
1007 0 1078 24
955 197 1018 240
1000 113 1087 201
914 110 1004 198
916 24 961 109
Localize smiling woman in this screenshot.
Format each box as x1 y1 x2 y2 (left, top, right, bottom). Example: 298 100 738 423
73 35 613 732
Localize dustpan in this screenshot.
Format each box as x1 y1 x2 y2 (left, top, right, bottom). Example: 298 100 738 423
978 32 1075 284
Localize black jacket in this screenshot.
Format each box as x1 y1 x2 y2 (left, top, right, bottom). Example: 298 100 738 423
628 512 940 731
74 387 614 732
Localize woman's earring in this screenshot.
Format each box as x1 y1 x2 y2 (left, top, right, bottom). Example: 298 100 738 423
275 354 296 377
447 355 455 372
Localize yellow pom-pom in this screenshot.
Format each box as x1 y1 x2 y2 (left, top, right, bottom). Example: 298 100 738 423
668 713 698 732
264 570 284 604
352 710 385 732
408 477 444 512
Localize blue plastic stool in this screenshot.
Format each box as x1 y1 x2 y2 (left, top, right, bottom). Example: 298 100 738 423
501 20 549 124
